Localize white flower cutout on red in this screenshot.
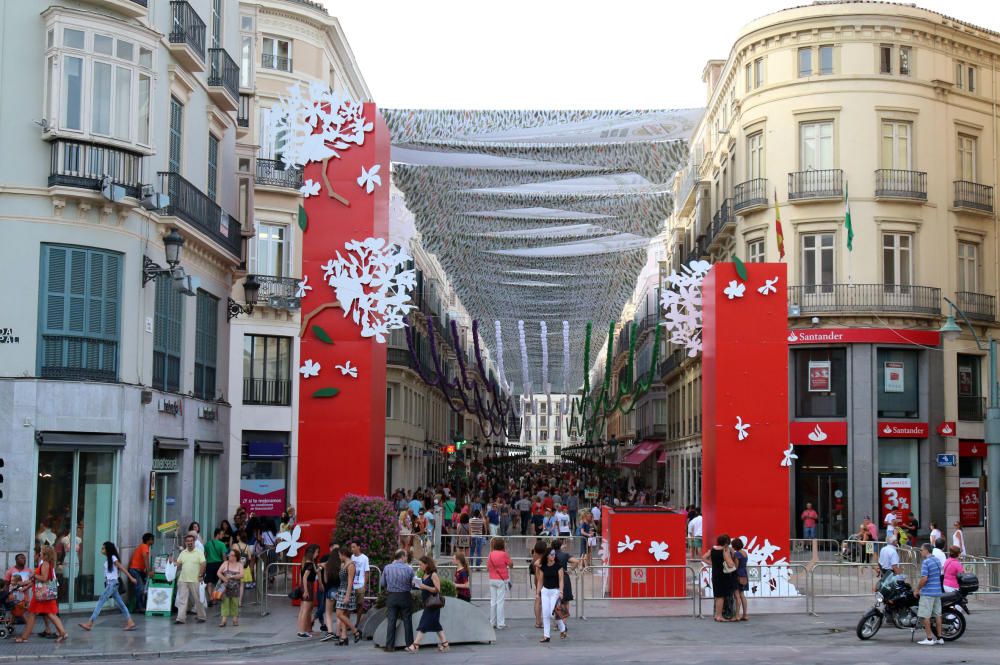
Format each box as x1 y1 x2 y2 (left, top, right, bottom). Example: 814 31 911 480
648 541 670 562
335 360 358 378
299 179 321 198
724 280 746 300
275 525 304 558
781 443 798 467
757 276 779 295
617 535 641 553
299 359 321 378
357 164 382 194
735 416 750 441
295 275 312 298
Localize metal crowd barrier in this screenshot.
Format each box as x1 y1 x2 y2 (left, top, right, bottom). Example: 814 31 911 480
436 534 587 564
807 561 918 615
259 561 382 616
576 565 700 619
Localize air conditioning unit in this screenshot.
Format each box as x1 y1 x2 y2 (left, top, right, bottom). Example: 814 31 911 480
788 304 801 317
100 176 126 203
174 273 199 297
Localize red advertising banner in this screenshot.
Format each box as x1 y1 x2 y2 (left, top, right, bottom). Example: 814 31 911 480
790 421 848 446
788 328 940 347
808 361 831 392
960 478 981 526
878 422 929 438
239 479 286 517
880 477 912 524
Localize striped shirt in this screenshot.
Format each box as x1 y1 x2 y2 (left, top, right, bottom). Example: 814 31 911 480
381 561 415 593
921 556 943 597
469 517 485 536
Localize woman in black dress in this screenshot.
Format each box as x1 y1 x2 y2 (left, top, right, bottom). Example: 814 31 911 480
406 556 449 653
702 533 737 622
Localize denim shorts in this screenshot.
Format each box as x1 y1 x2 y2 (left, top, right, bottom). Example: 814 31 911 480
325 587 339 601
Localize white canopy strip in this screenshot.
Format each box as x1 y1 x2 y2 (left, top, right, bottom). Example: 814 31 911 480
517 320 534 413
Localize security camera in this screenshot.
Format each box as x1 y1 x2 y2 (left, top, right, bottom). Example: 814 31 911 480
811 316 820 325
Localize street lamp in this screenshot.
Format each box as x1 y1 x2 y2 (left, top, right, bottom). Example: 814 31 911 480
227 274 261 321
142 229 186 286
163 229 184 267
938 296 1000 556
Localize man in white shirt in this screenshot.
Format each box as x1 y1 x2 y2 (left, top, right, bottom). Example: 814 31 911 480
687 513 703 557
555 505 572 537
350 540 370 628
878 535 901 583
931 541 946 566
884 510 897 539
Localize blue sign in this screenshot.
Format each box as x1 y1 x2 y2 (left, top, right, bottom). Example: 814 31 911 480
936 453 957 467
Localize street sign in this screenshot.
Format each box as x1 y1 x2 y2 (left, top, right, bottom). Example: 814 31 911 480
936 453 957 467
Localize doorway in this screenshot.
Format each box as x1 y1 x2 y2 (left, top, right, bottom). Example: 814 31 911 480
794 446 848 541
35 448 118 610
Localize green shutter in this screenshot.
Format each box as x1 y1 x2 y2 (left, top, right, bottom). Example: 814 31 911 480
154 274 183 391
194 290 219 399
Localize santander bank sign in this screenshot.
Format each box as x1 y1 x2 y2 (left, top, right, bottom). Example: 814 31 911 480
878 421 929 438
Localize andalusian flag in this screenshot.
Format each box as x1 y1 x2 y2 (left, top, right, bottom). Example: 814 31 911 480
844 182 854 251
774 189 785 260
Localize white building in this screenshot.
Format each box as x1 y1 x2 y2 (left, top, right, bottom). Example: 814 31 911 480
517 394 577 463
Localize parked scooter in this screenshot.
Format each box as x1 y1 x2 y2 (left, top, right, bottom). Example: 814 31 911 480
856 571 978 641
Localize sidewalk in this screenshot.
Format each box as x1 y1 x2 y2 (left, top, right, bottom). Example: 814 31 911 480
0 602 304 661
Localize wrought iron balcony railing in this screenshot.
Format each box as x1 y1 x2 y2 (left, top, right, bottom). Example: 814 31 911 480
256 157 303 189
788 169 843 200
250 275 300 303
243 378 291 406
787 283 940 316
157 171 242 259
958 395 985 422
208 48 239 102
711 198 733 239
168 1 205 62
40 335 118 382
956 291 995 322
954 180 994 213
49 139 144 199
261 53 292 72
733 178 768 213
875 169 927 201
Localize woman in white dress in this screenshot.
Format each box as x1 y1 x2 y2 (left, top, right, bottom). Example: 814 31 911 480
951 521 966 556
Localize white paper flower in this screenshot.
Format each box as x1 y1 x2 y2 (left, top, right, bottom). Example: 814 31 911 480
757 276 779 296
357 164 382 194
299 179 321 198
735 416 750 441
660 260 712 357
781 443 798 467
724 280 746 300
648 540 670 562
270 84 375 168
299 359 321 378
275 525 304 558
617 535 641 553
335 360 358 378
295 275 313 298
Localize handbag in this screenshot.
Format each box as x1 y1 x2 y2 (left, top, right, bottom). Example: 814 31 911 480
34 579 59 602
288 586 304 601
212 582 225 602
423 593 445 609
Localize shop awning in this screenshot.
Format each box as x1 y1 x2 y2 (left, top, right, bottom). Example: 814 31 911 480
154 436 189 450
36 431 125 447
196 440 224 454
621 440 662 467
657 450 668 464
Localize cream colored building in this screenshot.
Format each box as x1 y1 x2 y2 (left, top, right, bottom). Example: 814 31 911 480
662 1 999 551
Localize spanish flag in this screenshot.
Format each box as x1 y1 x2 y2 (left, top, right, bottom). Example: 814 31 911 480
775 189 785 260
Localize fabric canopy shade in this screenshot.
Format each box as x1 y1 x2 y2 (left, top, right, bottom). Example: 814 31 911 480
657 450 668 465
621 440 662 467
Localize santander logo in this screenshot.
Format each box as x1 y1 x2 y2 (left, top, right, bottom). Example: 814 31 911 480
787 331 798 342
807 425 828 442
879 422 930 438
882 425 893 435
941 424 954 435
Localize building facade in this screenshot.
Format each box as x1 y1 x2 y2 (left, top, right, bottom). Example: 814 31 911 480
661 1 998 550
517 394 577 463
0 0 244 608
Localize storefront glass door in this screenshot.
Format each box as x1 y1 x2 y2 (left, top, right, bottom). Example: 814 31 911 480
35 448 118 610
794 446 848 541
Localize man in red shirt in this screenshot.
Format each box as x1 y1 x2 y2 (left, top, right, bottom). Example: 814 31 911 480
800 503 819 539
530 497 545 535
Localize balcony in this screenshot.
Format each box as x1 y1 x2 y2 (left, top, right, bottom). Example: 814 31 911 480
243 378 291 406
956 291 995 322
238 94 252 130
90 0 148 18
875 169 927 201
787 283 940 316
733 178 768 213
48 139 144 199
156 172 242 260
388 347 417 370
959 395 986 422
658 348 686 379
256 158 303 190
788 169 843 201
261 53 292 72
954 180 994 214
709 198 733 249
207 48 240 111
168 1 206 72
40 335 117 383
686 235 708 265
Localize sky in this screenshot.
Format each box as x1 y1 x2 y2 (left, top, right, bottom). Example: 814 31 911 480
323 0 999 110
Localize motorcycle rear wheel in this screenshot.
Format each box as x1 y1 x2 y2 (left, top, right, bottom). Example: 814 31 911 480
941 610 966 642
856 610 883 640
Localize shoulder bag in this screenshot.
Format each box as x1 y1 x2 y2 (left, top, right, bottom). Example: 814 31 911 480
424 592 445 609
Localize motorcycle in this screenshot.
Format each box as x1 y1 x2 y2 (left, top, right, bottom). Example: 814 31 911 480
856 571 978 641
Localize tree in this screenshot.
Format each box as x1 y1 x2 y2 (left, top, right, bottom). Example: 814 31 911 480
333 494 399 567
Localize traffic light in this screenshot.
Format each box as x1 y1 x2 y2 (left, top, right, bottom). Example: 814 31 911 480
446 445 456 454
455 439 467 450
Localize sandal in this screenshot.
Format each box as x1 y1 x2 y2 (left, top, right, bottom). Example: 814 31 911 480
539 637 551 643
437 641 450 652
404 644 419 653
14 638 28 643
55 633 68 643
560 631 567 639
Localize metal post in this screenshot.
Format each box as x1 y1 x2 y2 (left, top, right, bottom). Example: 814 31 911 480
986 339 1000 557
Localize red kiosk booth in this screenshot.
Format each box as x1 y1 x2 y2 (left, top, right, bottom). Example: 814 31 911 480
600 506 687 598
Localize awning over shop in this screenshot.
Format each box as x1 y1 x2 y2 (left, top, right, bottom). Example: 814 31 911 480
154 436 188 450
622 440 662 467
36 431 125 447
656 450 668 465
196 440 224 454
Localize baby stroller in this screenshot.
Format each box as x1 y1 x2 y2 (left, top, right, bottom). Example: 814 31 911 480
0 589 28 640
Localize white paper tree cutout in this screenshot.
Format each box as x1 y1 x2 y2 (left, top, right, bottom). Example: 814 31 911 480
757 276 779 295
648 540 670 561
275 525 305 558
734 416 750 441
299 359 321 378
701 536 798 598
661 260 711 357
322 237 416 343
357 164 382 193
335 360 358 378
296 275 313 298
781 443 798 467
617 535 641 553
724 280 746 300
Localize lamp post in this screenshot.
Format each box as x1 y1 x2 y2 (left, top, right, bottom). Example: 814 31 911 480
939 296 1000 556
227 274 261 321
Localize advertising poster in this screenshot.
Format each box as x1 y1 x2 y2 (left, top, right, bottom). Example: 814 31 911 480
884 361 905 393
880 477 912 524
808 360 831 392
239 478 286 516
960 478 981 526
958 365 974 396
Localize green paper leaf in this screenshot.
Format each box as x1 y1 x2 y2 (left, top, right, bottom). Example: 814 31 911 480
312 387 340 398
733 255 748 281
312 325 334 345
298 204 307 231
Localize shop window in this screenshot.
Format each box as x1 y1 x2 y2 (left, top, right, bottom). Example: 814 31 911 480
794 348 847 418
877 349 919 418
957 354 982 421
878 440 919 523
240 436 288 518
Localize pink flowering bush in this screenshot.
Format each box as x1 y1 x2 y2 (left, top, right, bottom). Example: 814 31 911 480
333 494 399 566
